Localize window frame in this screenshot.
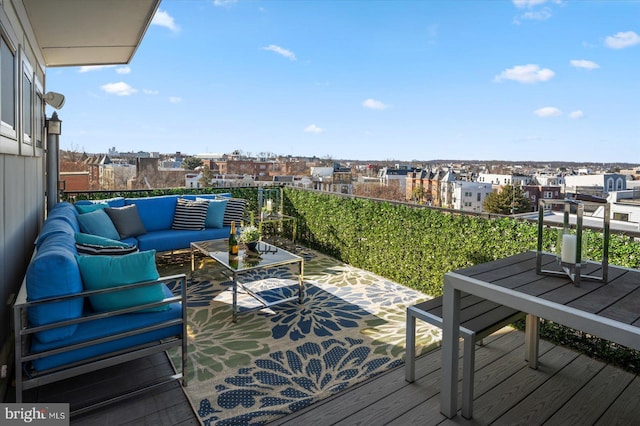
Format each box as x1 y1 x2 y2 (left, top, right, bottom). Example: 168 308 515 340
20 51 34 153
0 28 18 153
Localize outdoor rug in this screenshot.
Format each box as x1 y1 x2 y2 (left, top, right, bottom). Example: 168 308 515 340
158 241 440 426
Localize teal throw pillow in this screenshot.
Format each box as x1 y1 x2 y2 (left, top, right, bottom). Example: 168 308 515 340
76 250 167 313
75 232 130 247
75 203 107 214
197 197 228 228
76 209 120 241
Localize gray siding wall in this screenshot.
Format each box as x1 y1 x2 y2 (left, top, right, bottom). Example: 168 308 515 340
1 153 44 347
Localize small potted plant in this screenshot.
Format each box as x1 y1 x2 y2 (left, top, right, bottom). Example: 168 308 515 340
239 225 261 252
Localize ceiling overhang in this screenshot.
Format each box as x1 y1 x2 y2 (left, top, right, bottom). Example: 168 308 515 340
22 0 161 67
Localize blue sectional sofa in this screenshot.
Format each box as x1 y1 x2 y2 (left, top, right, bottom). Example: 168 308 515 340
13 200 193 411
74 193 243 252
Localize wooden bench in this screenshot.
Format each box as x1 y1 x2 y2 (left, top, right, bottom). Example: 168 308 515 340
405 293 525 419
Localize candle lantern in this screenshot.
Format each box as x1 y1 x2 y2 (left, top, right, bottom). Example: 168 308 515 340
536 198 610 287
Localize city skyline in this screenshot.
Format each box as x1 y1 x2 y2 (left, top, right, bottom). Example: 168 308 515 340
47 0 640 163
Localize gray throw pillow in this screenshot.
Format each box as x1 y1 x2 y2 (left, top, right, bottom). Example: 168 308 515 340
105 205 147 239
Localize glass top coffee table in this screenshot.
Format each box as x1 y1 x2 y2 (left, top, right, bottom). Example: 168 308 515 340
190 239 304 322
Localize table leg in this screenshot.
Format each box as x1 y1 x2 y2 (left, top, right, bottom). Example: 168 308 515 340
441 277 461 418
298 260 304 304
232 272 238 323
405 309 416 383
525 314 539 369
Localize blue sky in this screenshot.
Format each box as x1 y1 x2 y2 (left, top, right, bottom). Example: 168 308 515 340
47 0 640 163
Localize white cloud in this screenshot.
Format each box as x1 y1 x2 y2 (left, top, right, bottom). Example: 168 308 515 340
494 64 555 83
101 82 137 96
569 110 584 119
143 89 159 95
262 44 296 61
570 59 599 70
151 10 179 32
79 65 115 73
169 97 182 104
214 0 238 6
534 106 562 117
605 31 640 49
116 66 131 75
519 7 552 21
362 98 389 110
512 0 560 8
304 124 324 134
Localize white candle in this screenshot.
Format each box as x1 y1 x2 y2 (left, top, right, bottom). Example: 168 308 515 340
266 199 273 212
561 234 577 264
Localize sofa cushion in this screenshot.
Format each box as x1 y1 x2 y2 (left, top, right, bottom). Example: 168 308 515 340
75 203 108 214
172 198 208 230
76 197 126 208
36 217 77 249
136 228 230 252
76 250 166 313
30 285 182 372
77 209 120 241
125 195 180 232
197 197 228 229
46 202 80 231
27 234 84 343
223 198 247 227
75 232 131 247
105 205 147 239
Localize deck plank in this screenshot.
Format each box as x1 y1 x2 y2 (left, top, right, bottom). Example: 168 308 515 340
544 363 635 425
493 354 606 425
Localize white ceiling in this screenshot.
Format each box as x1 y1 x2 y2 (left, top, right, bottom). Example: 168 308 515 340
22 0 161 67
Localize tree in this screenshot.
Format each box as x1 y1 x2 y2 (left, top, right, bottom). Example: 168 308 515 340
181 156 203 170
198 165 216 187
483 184 531 215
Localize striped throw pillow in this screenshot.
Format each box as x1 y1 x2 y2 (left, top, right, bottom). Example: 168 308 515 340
172 198 208 230
76 243 138 256
223 198 247 227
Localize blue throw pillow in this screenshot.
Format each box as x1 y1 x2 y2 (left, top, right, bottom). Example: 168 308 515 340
75 203 107 214
76 209 120 241
197 197 228 229
75 232 131 247
76 250 167 313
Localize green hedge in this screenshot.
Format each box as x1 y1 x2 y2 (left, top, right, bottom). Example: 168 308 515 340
284 188 640 296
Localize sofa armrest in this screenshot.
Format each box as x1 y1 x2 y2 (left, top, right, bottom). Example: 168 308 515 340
13 273 188 410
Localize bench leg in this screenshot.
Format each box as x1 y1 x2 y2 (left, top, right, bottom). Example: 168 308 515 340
405 309 416 383
525 314 539 369
462 332 476 419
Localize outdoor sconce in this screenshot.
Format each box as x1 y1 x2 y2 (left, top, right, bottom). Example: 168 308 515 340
46 111 62 135
536 198 610 287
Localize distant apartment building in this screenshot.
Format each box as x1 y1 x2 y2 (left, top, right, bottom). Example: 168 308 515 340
59 171 90 192
477 173 533 187
564 173 626 197
619 167 640 181
601 189 640 224
523 185 563 211
310 164 353 194
447 181 493 212
378 166 413 196
405 168 452 207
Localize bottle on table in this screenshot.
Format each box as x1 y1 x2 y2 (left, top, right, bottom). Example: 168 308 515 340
228 221 239 255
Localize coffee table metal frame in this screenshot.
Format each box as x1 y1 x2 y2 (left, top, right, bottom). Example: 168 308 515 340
190 239 304 322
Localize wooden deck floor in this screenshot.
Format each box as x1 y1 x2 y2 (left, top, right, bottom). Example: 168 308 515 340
273 327 640 426
12 328 640 425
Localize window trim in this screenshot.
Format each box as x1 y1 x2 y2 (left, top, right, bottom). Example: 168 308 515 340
20 50 34 154
0 29 18 151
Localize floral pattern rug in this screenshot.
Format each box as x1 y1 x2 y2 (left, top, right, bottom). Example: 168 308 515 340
158 241 440 426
